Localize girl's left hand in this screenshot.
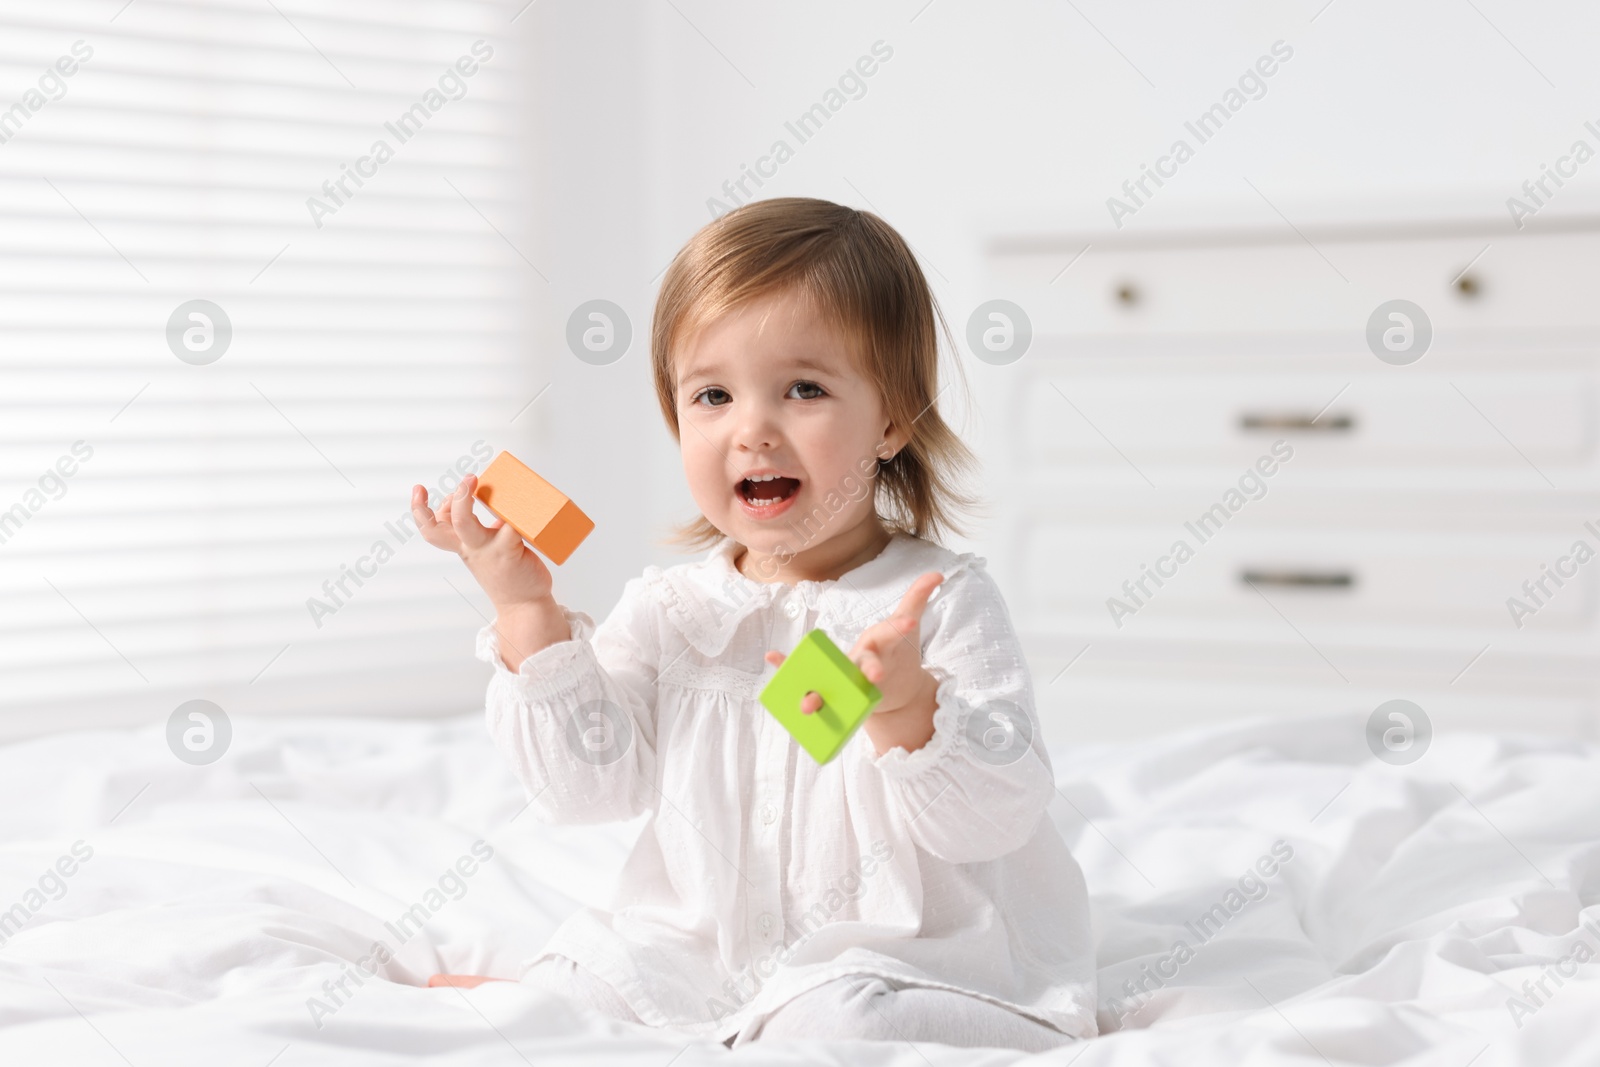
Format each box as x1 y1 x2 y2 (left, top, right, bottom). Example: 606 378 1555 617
764 571 945 716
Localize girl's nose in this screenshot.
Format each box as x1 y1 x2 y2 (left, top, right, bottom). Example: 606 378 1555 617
732 402 782 452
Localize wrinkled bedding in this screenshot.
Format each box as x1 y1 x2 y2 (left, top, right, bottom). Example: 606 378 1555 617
0 709 1594 1065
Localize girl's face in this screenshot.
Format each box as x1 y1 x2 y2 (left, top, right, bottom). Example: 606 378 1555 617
675 286 906 578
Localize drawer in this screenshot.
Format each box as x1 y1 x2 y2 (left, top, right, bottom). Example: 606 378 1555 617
1014 509 1597 636
986 223 1600 335
1014 354 1594 469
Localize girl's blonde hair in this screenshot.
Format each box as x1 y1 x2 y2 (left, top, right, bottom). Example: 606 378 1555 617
650 197 985 553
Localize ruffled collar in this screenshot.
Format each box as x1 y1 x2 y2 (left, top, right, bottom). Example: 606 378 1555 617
647 531 970 657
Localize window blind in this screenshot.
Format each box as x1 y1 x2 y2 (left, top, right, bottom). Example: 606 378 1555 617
0 0 536 740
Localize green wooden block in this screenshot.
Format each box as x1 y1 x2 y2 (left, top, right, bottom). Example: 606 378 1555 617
759 629 883 764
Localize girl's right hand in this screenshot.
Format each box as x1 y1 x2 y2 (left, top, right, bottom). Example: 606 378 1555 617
411 474 555 612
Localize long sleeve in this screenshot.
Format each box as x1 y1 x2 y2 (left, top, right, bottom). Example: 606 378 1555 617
475 575 661 825
865 560 1056 864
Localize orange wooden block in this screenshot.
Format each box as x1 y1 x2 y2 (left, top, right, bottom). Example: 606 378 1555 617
428 973 512 989
472 451 594 565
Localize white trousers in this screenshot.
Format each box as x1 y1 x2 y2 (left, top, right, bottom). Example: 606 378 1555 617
523 955 1078 1053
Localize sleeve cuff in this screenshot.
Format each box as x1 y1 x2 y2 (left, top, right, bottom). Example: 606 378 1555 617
474 606 597 698
867 664 970 780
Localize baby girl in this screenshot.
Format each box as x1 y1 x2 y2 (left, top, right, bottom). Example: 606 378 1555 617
410 197 1095 1050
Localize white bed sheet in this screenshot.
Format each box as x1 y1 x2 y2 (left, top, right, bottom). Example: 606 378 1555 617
0 709 1595 1066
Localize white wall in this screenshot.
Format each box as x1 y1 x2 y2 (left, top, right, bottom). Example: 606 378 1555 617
519 0 1600 613
5 1 1593 739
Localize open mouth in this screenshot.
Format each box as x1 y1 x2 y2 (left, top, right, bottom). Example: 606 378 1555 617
737 476 801 507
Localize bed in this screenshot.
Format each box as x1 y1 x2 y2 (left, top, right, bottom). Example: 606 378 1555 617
1 710 1594 1065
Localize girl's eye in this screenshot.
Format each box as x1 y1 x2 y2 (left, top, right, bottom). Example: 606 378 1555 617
689 382 825 407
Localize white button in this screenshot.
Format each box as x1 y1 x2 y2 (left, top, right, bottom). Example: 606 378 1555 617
784 600 801 619
759 913 774 935
761 803 776 825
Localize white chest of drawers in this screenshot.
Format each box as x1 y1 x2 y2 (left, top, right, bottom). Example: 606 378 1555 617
974 219 1600 743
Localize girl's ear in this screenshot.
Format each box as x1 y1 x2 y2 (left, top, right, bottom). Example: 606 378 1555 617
878 424 907 461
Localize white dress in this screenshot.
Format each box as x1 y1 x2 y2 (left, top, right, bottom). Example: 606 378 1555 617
474 530 1097 1043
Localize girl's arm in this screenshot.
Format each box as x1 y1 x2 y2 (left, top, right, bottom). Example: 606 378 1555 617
477 574 662 826
865 562 1056 865
491 596 577 671
410 474 661 825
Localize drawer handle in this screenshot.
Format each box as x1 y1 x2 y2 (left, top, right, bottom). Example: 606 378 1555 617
1241 569 1355 589
1239 412 1354 431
